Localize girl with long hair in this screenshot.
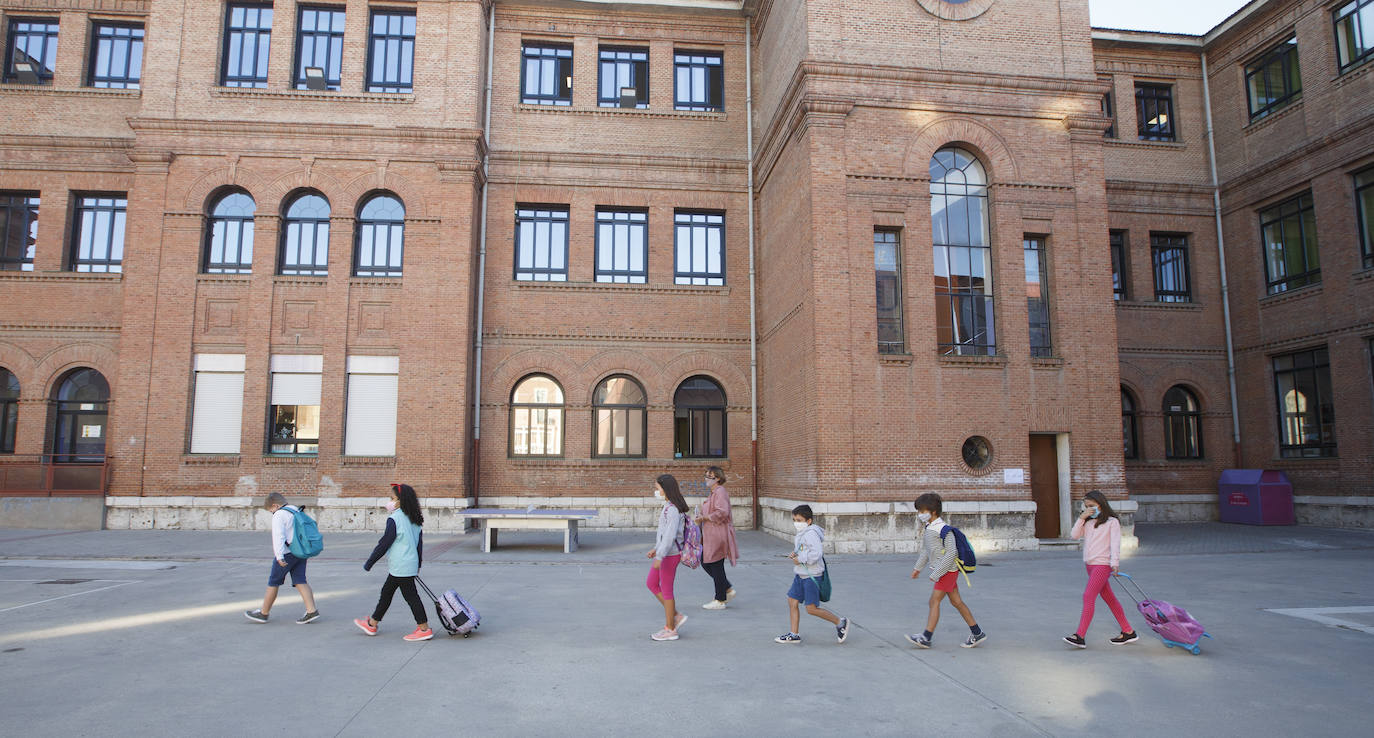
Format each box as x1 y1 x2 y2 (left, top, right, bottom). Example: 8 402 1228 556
355 483 433 642
645 474 689 641
1063 490 1138 648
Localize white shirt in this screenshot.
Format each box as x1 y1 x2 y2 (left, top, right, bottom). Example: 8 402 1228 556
270 507 296 559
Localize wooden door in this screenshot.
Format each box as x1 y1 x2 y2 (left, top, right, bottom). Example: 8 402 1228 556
1029 434 1060 539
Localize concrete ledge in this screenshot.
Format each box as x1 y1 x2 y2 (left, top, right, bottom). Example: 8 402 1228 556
103 497 478 533
1 496 106 530
759 498 1044 553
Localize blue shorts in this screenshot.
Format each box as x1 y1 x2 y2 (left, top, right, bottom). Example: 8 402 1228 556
787 574 820 607
268 553 307 587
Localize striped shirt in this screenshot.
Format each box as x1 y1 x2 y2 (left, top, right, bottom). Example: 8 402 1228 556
913 517 958 580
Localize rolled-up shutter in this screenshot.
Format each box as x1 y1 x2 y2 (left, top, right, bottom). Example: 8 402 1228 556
344 356 398 456
270 373 321 406
190 354 245 454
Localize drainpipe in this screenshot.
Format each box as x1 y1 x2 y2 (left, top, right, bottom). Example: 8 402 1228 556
471 3 496 507
1200 52 1242 466
745 18 760 530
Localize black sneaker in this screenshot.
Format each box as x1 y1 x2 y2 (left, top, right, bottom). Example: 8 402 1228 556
1110 631 1139 645
962 631 988 648
774 632 802 644
836 617 850 644
244 609 269 624
296 611 321 625
905 633 932 649
1063 634 1086 648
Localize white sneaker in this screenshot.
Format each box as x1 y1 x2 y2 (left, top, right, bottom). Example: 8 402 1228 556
703 600 727 610
725 588 737 602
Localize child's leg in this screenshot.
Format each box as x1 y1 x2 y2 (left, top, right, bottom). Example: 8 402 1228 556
659 556 681 630
288 559 316 612
804 604 841 625
260 586 279 614
646 565 665 604
371 575 402 625
1077 565 1111 636
1098 576 1133 633
397 576 429 628
925 589 948 633
295 583 317 612
788 597 801 634
946 587 977 627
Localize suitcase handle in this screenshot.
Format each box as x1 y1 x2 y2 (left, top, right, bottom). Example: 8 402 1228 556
1114 573 1167 620
415 576 440 604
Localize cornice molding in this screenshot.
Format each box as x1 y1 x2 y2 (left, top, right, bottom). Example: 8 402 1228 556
483 331 749 345
1 0 147 12
127 117 484 146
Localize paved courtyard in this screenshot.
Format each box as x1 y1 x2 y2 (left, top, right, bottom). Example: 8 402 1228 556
1 523 1372 737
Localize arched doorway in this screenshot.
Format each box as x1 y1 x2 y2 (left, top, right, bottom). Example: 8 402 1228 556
51 368 109 463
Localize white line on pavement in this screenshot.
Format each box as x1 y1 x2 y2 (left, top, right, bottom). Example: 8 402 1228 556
1265 606 1374 635
0 559 184 570
0 581 141 613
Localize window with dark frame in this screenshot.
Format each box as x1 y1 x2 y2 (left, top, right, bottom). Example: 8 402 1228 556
1151 233 1191 303
598 47 648 108
593 375 647 458
51 368 109 463
268 404 320 454
1110 230 1128 301
874 229 906 355
1356 167 1374 270
70 195 126 273
89 23 144 89
0 368 18 454
673 211 724 285
510 374 564 457
931 147 996 356
595 208 647 284
1273 347 1337 458
1100 82 1115 138
295 6 345 90
1259 192 1320 294
279 192 330 276
521 44 572 105
1162 385 1203 459
203 190 256 274
1335 0 1374 72
222 4 273 88
5 18 58 84
1135 83 1176 142
674 51 723 111
674 376 725 458
1 193 39 272
367 10 415 93
514 206 569 281
1024 236 1053 358
1245 36 1301 120
1121 388 1139 460
354 194 405 277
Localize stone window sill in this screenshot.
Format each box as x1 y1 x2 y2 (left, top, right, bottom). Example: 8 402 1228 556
515 103 726 121
1031 357 1065 368
1117 300 1203 312
273 276 328 286
1258 283 1322 308
1353 267 1374 284
263 455 319 465
341 456 397 467
878 352 913 365
514 281 729 296
348 278 403 288
211 87 414 104
1243 98 1302 133
938 353 1007 368
182 455 241 466
0 85 140 98
1104 139 1186 150
0 271 123 283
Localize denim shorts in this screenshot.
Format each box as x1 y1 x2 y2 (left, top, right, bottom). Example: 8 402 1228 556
268 553 307 587
787 574 821 607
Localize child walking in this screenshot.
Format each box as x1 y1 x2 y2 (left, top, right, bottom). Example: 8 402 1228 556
775 505 850 644
244 492 319 624
906 493 986 649
645 474 689 641
354 483 433 642
1063 490 1138 648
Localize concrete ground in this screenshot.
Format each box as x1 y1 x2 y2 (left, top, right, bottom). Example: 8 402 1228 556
1 523 1371 737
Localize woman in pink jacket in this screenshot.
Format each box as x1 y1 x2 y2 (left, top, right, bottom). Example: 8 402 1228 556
1063 490 1138 648
695 466 739 610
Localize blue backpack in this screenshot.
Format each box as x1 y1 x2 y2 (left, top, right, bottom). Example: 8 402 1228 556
286 506 324 559
940 524 976 578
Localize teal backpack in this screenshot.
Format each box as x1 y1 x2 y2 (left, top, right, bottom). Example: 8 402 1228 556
286 506 324 559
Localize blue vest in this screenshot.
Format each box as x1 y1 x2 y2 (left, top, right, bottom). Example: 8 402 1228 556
386 509 422 577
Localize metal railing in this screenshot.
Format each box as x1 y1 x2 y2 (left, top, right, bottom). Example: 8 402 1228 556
0 455 109 496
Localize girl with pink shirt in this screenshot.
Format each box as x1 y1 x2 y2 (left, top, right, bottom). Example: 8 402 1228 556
645 474 690 641
695 466 739 610
1063 490 1138 648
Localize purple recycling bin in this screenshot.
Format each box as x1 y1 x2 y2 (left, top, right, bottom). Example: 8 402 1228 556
1217 469 1295 525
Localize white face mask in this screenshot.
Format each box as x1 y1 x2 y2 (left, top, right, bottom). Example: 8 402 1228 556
917 512 931 523
386 499 398 512
653 488 664 500
793 520 808 532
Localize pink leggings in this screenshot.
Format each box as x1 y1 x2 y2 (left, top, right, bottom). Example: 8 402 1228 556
1077 564 1132 636
646 555 682 600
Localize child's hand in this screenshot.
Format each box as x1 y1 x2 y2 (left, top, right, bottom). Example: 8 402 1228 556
646 549 656 559
1111 565 1120 574
910 569 920 579
1079 510 1093 521
787 552 798 562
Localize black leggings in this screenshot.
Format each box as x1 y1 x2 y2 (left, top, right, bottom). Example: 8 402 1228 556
701 558 732 602
372 574 428 625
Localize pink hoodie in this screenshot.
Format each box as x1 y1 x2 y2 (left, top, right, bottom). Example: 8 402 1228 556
1071 516 1121 567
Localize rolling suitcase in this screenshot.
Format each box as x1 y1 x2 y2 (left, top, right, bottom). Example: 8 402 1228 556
1116 573 1211 654
416 577 480 637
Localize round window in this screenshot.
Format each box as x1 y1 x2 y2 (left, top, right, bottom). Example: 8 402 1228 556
914 0 996 21
961 436 993 472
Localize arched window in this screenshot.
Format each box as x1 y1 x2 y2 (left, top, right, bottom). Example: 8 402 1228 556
1163 385 1203 459
279 192 330 275
930 147 995 356
510 375 563 457
204 190 256 273
51 368 109 463
1 368 18 453
1121 387 1138 460
593 375 646 457
674 376 725 458
354 194 405 277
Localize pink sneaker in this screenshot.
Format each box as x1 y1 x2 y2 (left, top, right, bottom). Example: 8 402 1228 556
353 618 378 636
651 628 680 641
403 626 434 642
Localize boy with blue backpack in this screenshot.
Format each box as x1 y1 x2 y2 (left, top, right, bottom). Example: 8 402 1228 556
245 493 322 624
906 493 985 649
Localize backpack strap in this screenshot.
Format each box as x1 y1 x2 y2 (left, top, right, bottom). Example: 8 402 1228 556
940 525 973 589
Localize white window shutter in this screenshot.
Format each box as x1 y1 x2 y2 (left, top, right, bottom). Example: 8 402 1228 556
271 372 322 406
190 370 245 454
345 373 398 456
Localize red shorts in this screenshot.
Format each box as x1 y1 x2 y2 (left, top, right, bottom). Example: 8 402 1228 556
933 571 959 592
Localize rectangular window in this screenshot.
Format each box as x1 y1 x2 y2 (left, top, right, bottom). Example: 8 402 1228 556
6 18 59 84
1335 0 1374 72
522 44 572 105
1024 236 1052 358
222 4 273 88
268 355 322 455
344 356 398 457
1135 83 1176 142
367 10 415 93
598 47 648 108
874 229 905 354
1110 230 1128 301
514 206 568 281
1151 233 1191 303
70 195 127 273
1357 167 1374 270
0 193 39 272
1101 81 1115 138
89 24 144 89
674 211 725 285
190 354 245 454
674 51 723 111
595 208 648 284
1260 192 1320 294
295 6 345 90
1245 37 1301 120
1273 347 1336 458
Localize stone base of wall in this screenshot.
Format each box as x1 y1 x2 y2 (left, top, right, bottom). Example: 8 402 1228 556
1132 494 1218 523
1294 496 1374 528
1 496 106 530
472 496 756 530
105 496 478 533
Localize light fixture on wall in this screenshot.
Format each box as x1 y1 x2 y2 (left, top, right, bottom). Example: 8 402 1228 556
303 66 327 91
619 86 637 109
13 61 41 85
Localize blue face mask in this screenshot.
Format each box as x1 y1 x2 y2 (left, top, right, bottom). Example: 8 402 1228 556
1088 508 1101 519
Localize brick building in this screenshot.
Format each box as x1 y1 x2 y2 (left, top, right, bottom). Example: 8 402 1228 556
0 0 1369 546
